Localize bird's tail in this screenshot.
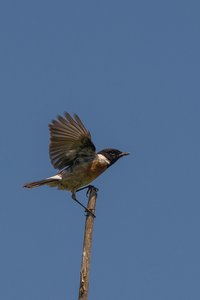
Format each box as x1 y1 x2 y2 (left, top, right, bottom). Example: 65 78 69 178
23 175 61 189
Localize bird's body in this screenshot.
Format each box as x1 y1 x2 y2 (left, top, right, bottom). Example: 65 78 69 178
58 153 109 191
26 153 110 193
24 112 129 212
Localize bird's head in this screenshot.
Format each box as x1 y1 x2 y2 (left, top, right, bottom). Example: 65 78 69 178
98 148 129 166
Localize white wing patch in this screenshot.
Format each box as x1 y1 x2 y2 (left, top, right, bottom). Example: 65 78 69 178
47 174 62 180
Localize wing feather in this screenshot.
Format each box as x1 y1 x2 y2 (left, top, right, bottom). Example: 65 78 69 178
49 112 96 169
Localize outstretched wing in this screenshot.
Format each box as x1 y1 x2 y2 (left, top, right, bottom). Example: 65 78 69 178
49 112 96 169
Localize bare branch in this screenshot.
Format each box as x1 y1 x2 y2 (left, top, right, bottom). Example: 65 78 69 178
78 186 98 300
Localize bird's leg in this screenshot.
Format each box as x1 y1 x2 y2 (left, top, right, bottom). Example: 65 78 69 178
71 191 96 218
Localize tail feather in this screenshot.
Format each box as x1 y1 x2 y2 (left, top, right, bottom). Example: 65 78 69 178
23 178 59 188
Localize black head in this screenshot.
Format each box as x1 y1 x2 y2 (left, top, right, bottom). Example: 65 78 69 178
98 148 129 166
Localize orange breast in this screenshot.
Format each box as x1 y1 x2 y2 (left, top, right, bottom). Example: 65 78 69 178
86 160 108 181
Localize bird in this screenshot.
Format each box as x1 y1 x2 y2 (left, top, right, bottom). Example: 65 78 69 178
23 112 129 216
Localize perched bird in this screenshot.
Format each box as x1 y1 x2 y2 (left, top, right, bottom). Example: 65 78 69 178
23 112 129 215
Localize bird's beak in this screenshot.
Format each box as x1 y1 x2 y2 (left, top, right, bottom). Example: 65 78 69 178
119 152 130 157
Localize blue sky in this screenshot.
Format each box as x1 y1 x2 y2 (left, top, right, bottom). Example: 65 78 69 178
1 1 200 299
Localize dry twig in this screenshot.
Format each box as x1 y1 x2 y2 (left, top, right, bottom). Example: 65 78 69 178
78 186 98 300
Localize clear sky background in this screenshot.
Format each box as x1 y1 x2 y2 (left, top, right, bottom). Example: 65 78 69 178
1 1 200 299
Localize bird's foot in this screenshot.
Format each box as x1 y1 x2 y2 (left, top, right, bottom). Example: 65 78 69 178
77 185 99 197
